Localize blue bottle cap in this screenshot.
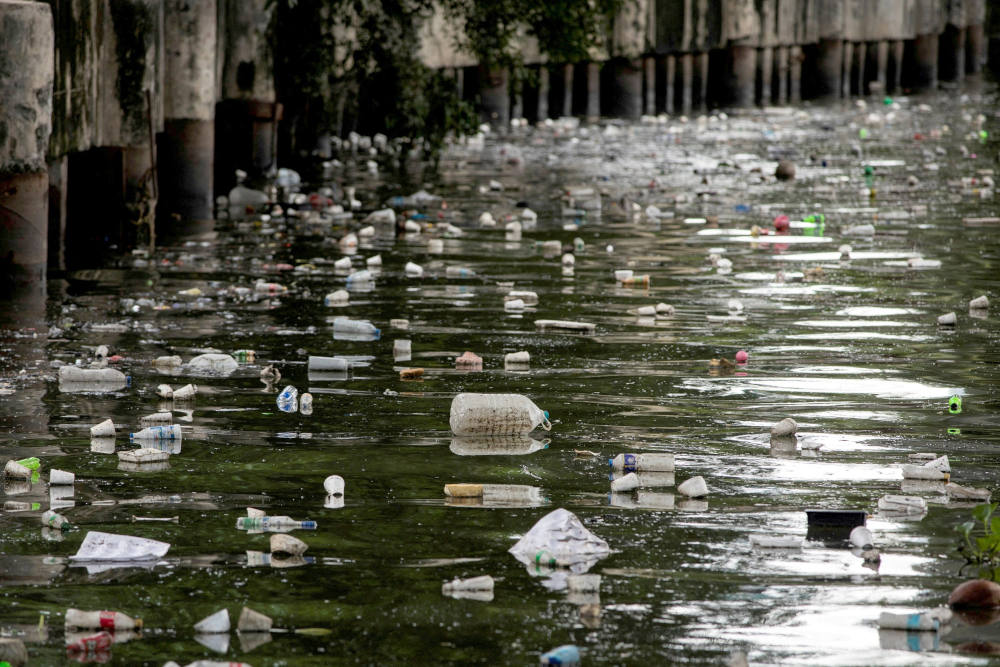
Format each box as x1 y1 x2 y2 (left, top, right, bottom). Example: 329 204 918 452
543 410 549 420
608 458 614 468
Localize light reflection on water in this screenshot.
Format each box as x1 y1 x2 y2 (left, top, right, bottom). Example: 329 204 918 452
1 88 999 665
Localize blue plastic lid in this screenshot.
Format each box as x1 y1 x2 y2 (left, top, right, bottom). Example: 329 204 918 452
543 410 550 419
608 458 614 468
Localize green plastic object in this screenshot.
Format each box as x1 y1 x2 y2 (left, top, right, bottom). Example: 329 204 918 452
16 457 40 470
859 128 869 139
949 395 962 414
948 428 961 435
883 97 893 105
979 130 988 143
803 214 826 237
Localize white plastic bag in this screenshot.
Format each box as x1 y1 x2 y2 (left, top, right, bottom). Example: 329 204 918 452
508 508 610 568
69 531 170 561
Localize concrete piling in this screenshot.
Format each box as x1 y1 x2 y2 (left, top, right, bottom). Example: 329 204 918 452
159 0 218 235
681 53 693 114
562 64 574 117
891 40 904 92
606 59 639 119
664 55 675 114
816 39 843 99
966 24 983 74
789 46 802 103
0 0 54 291
854 42 867 95
841 42 853 97
478 66 510 127
776 47 789 104
536 66 549 121
912 33 939 90
730 44 756 107
760 46 773 105
643 56 656 115
586 62 601 120
875 40 889 93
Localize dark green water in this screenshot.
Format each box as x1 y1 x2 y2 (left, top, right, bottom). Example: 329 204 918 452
2 87 1000 666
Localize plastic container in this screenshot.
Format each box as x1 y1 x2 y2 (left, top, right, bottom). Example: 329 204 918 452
449 393 551 436
194 609 230 633
324 290 350 306
442 575 494 593
770 418 798 437
504 299 525 311
535 320 596 334
324 475 345 495
849 526 875 549
405 261 424 277
3 460 31 479
118 448 170 464
42 509 70 530
505 351 530 368
271 533 308 556
878 609 951 631
878 495 927 514
749 535 803 549
130 425 182 441
237 607 272 632
236 516 317 531
172 384 197 400
299 393 313 415
64 609 142 630
610 453 674 473
188 354 238 374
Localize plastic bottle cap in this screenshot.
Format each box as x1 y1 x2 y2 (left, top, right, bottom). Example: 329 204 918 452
608 459 614 468
543 411 549 420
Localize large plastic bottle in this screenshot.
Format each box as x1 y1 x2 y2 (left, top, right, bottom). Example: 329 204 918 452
64 609 142 630
42 509 70 530
610 453 675 473
129 425 182 441
333 317 380 339
449 393 551 435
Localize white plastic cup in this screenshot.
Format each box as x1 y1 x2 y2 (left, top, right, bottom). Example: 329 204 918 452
49 469 75 485
194 609 231 634
610 472 640 493
849 526 874 550
324 475 345 496
678 476 709 498
90 419 115 438
614 269 634 281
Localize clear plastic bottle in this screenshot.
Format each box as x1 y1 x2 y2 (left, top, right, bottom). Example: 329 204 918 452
42 509 70 530
299 393 313 415
276 386 298 413
235 516 317 531
446 266 475 278
610 453 675 473
129 425 182 441
449 393 551 435
333 317 380 338
540 644 580 665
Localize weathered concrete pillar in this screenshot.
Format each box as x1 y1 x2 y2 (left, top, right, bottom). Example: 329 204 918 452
562 64 574 117
776 47 789 104
681 53 693 113
160 0 217 234
841 42 853 97
941 26 966 82
536 66 550 121
607 59 640 119
586 62 602 119
511 80 524 121
664 55 675 114
912 33 939 90
854 42 867 95
730 44 756 107
697 53 709 110
816 39 842 99
891 40 904 92
0 1 54 291
760 47 773 105
875 41 889 93
455 67 464 99
217 0 279 193
479 66 510 126
789 46 802 103
966 24 984 74
643 56 656 115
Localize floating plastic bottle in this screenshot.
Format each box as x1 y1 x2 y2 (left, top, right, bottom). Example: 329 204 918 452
449 393 551 436
300 393 313 415
277 386 298 413
59 366 127 384
130 425 182 441
308 355 349 371
610 453 675 473
236 516 317 531
42 509 70 530
324 290 349 306
333 317 380 339
64 609 142 630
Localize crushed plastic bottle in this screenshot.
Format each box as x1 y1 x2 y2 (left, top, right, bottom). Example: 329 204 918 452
333 317 381 340
64 609 143 630
277 385 299 413
236 516 317 531
449 393 551 436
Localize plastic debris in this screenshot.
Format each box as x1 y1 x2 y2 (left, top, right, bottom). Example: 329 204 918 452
450 393 551 435
508 508 610 569
70 531 169 561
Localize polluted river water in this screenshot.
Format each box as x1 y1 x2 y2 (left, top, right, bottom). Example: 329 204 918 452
2 87 1000 665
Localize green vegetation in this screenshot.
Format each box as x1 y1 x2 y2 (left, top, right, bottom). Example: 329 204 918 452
956 503 1000 581
270 0 621 165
